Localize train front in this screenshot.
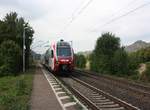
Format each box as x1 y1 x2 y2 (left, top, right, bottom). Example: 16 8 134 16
55 40 74 72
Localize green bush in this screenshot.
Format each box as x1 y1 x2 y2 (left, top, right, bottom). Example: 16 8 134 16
0 94 27 110
112 48 129 75
0 40 22 76
90 53 98 72
75 54 86 69
131 47 150 63
0 64 11 76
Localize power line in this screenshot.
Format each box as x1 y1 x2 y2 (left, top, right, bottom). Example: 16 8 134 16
98 2 150 29
93 0 139 30
70 0 86 20
31 41 49 49
74 0 93 19
109 0 138 18
60 0 94 35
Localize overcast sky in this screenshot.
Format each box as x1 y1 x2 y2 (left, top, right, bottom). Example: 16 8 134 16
0 0 150 53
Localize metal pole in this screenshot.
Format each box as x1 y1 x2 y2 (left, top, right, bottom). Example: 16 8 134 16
23 28 25 72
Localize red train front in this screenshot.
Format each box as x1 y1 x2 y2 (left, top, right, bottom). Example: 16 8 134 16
44 40 74 73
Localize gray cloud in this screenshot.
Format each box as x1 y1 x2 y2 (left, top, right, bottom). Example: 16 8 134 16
0 0 150 53
0 0 53 20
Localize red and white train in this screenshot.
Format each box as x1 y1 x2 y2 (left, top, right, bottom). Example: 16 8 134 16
42 40 74 73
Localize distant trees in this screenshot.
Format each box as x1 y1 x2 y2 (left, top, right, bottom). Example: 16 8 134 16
0 12 34 76
127 47 150 75
90 32 129 75
134 47 150 63
75 54 86 69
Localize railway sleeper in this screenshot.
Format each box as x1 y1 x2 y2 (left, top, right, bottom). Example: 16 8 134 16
54 88 62 91
95 101 115 105
91 97 106 100
89 95 103 97
93 99 110 103
100 107 125 110
97 104 120 108
51 83 58 85
91 93 100 95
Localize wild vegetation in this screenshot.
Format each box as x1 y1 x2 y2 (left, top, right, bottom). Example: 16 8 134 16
142 62 150 82
129 47 150 81
0 12 34 76
75 32 150 82
90 32 129 75
75 54 86 69
0 12 34 110
0 68 34 110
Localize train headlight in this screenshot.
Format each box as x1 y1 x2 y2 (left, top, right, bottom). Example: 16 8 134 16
60 59 69 62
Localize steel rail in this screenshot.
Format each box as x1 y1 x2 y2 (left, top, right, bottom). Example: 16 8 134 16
71 76 140 110
75 69 150 96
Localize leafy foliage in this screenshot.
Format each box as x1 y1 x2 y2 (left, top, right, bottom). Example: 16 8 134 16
127 46 150 74
0 40 22 76
112 48 129 75
0 12 34 75
128 52 140 71
133 47 150 63
90 32 131 76
75 54 86 69
94 32 120 57
90 32 122 73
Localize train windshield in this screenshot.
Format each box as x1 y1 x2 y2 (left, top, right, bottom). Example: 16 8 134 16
57 47 71 57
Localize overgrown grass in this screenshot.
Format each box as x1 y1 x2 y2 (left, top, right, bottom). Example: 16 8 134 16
0 67 34 110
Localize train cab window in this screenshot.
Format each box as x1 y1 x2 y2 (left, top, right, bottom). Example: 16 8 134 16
57 47 71 57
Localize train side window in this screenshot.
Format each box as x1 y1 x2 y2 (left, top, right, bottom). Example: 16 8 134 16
51 50 54 58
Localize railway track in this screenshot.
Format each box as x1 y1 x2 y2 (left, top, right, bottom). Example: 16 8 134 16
43 65 139 110
72 69 150 110
74 69 150 97
56 73 139 110
42 65 88 110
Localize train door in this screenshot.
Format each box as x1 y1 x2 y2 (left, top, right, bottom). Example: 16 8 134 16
49 48 55 70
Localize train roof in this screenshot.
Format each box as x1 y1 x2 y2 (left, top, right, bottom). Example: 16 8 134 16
50 40 71 49
57 40 70 47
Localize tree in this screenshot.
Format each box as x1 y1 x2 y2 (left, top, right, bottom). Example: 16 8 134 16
112 48 129 75
0 12 34 70
0 40 22 76
75 54 86 69
90 52 98 72
128 52 140 71
90 32 120 73
129 47 150 64
95 32 120 57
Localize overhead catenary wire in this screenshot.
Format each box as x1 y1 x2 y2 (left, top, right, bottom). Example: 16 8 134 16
31 41 49 49
108 0 138 18
70 0 86 21
60 0 150 38
97 2 150 29
92 0 139 31
60 0 94 35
